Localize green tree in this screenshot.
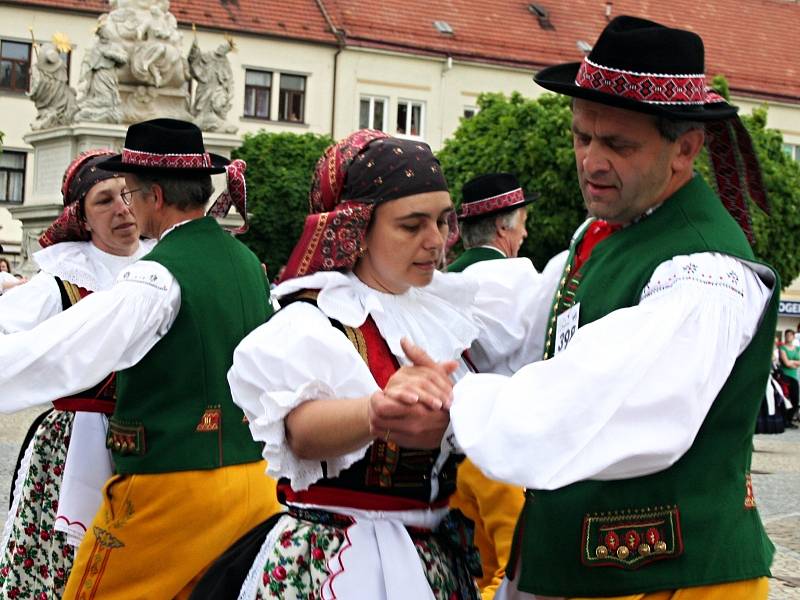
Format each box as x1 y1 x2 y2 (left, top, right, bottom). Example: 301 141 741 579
438 92 582 269
234 131 333 279
439 90 800 282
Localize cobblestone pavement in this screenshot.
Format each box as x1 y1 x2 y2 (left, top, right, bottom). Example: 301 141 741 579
753 428 800 599
0 410 798 596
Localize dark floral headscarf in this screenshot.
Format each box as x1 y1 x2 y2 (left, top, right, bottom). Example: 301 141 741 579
280 130 453 281
38 150 119 248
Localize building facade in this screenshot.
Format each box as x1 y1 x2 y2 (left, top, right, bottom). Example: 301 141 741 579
1 0 798 305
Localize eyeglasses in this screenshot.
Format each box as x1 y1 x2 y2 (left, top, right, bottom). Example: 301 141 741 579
120 188 142 206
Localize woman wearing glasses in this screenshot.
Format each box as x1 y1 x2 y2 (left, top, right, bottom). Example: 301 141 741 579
0 150 153 600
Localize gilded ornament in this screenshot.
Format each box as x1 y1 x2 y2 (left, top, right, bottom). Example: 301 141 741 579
638 543 651 556
654 540 668 553
616 546 630 560
595 545 608 558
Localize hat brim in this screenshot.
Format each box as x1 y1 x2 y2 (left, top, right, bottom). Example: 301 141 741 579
458 193 538 222
97 152 229 175
534 63 738 122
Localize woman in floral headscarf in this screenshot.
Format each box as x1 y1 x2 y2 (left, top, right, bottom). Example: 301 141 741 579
201 130 551 600
0 150 154 599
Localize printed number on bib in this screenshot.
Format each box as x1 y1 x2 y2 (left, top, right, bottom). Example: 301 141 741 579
555 303 580 356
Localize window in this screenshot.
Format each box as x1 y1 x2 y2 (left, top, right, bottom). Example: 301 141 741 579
0 40 32 93
0 151 26 203
396 100 425 137
244 69 272 119
278 74 306 123
783 143 800 162
463 106 478 119
359 96 388 131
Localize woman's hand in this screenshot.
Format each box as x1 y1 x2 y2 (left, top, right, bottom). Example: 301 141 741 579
368 338 459 448
368 389 451 449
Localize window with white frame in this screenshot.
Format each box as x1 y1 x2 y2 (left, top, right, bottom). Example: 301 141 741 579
783 143 800 162
244 69 272 119
0 151 26 203
359 96 388 131
396 100 425 137
278 74 306 123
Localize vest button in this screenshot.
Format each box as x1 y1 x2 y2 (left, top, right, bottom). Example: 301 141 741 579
654 541 668 554
595 545 608 558
616 546 630 560
638 543 651 556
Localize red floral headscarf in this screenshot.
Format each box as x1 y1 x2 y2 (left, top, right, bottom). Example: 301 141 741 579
38 150 119 248
280 130 455 282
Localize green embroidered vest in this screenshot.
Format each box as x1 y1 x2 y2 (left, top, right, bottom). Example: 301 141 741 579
447 246 505 273
111 217 270 474
511 176 778 596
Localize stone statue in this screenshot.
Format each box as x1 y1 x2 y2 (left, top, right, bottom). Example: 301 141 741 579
188 36 237 133
107 0 188 92
29 42 78 130
129 4 184 87
75 16 128 123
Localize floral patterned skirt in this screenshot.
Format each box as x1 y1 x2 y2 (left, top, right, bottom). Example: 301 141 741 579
0 410 74 599
253 506 480 600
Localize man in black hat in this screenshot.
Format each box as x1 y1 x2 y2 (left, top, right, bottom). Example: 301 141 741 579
414 16 778 600
448 173 537 273
0 119 283 598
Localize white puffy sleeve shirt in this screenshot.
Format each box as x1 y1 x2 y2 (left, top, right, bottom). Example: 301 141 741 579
0 259 180 412
450 252 774 491
228 270 481 491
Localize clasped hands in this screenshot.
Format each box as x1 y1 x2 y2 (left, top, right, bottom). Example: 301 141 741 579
368 338 458 449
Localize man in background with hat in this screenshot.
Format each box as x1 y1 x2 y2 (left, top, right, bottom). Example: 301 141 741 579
448 173 537 273
424 15 778 600
0 118 282 598
447 172 537 598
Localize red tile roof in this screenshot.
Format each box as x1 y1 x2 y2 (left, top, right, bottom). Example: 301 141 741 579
324 0 800 103
0 0 338 45
4 0 798 102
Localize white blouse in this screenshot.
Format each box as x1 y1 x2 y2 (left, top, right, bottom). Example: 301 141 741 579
228 270 483 491
451 252 774 491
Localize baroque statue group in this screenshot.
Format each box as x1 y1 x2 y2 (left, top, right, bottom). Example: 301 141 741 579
29 0 237 132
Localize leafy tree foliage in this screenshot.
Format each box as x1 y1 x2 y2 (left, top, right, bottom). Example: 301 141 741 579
234 131 333 279
438 92 581 269
438 90 800 282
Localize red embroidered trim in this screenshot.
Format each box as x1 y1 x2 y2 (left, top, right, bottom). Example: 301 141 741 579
460 188 525 218
121 148 212 169
575 58 708 105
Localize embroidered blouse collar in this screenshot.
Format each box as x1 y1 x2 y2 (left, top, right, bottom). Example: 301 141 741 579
33 239 155 291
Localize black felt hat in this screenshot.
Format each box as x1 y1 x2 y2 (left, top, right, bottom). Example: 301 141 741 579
534 16 738 121
458 173 538 221
99 118 229 175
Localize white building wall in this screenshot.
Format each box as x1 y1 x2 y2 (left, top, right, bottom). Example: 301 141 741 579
0 4 337 260
1 4 799 267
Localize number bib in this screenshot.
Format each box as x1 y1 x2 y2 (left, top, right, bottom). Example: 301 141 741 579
555 302 580 356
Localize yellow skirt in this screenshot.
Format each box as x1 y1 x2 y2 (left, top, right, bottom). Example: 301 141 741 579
63 460 282 600
570 577 769 600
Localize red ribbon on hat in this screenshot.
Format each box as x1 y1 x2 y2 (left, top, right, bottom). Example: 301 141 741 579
121 148 213 169
207 159 249 235
459 188 526 219
575 58 708 105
